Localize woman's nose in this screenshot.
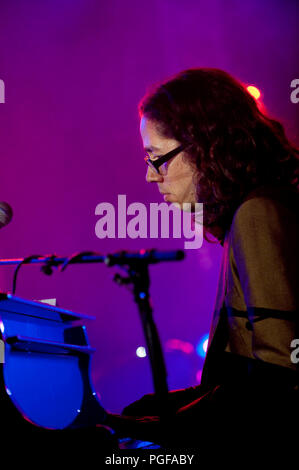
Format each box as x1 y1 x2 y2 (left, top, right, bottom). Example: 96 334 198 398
146 166 164 183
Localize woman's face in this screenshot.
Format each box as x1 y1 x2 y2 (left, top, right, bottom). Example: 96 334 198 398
140 116 197 209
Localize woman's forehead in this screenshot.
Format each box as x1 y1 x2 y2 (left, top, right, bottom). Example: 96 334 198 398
140 116 177 150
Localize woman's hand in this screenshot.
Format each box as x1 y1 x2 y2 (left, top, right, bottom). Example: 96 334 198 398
121 385 203 417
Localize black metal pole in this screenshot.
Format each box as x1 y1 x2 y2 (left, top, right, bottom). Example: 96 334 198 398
128 261 170 419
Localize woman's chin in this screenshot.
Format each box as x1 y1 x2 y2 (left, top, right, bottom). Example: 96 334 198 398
163 193 180 206
162 194 194 211
171 201 196 212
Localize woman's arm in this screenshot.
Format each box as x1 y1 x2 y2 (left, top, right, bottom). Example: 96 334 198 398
103 385 226 447
230 195 299 370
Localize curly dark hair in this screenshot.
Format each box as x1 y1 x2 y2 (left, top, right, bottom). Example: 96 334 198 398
138 68 299 243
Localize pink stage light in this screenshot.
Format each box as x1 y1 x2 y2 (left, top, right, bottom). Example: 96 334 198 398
165 338 194 354
195 369 202 383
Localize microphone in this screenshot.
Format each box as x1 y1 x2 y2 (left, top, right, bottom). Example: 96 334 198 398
104 249 185 266
0 202 13 229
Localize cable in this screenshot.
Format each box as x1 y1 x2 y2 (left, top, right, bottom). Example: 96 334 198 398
59 250 101 272
12 254 43 295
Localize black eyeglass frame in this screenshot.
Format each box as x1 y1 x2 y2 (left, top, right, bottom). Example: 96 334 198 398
144 143 188 174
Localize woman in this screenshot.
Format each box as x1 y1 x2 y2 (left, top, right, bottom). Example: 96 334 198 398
100 68 299 450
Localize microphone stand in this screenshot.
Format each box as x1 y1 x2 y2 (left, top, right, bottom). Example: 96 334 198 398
105 249 184 419
109 256 170 419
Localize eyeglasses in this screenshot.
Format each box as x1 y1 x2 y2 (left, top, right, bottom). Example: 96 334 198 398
144 144 187 175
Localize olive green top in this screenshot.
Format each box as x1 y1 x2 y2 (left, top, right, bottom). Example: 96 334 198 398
202 185 299 388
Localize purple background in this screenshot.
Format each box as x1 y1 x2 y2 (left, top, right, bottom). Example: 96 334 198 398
0 0 298 413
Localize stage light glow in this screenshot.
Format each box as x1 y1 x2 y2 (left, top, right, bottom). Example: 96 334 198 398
196 369 202 383
136 346 147 358
196 334 209 358
165 338 194 354
202 338 208 353
247 85 261 100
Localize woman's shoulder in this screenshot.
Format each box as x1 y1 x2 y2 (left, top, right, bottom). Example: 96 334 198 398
230 184 299 234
